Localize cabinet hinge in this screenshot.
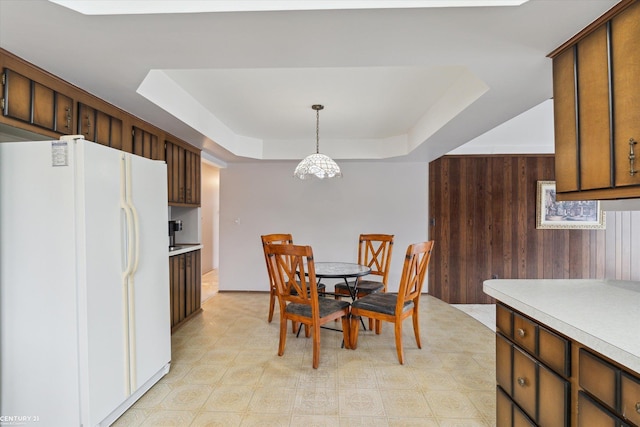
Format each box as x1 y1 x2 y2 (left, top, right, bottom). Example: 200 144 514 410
132 128 135 137
1 72 5 86
0 98 4 110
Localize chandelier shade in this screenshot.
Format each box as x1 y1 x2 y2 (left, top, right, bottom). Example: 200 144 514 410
294 104 342 180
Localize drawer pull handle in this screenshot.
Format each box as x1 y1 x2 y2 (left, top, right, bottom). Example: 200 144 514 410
636 402 640 414
517 377 527 387
516 328 526 337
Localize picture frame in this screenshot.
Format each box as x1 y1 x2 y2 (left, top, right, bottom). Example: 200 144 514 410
536 181 606 230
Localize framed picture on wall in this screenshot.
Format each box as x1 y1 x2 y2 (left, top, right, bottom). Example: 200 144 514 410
536 181 606 229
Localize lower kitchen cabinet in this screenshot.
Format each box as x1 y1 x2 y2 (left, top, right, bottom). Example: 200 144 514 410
494 302 640 427
169 249 201 332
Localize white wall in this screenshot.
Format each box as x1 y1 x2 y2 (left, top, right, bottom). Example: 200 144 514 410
219 161 428 292
200 161 220 272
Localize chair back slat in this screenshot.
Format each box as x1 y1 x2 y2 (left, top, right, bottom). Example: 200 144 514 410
358 234 394 285
397 241 434 309
265 243 320 318
261 234 294 285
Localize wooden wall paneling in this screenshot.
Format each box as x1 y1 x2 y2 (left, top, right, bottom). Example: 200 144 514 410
428 155 606 304
605 211 640 281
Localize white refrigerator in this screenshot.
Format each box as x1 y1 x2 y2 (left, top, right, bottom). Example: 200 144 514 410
0 137 171 426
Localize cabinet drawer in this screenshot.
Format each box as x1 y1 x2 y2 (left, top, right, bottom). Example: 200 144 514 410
513 346 537 421
621 372 640 426
578 391 623 427
538 325 570 378
580 348 619 410
497 303 513 337
513 312 536 355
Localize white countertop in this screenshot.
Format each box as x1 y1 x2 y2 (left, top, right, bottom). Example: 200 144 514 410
168 244 203 256
483 279 640 375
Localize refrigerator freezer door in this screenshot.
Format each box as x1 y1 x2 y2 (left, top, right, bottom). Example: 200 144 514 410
0 141 82 426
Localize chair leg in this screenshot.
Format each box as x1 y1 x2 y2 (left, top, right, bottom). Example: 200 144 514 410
368 317 374 331
412 311 422 349
375 319 382 334
341 315 351 350
278 317 288 357
349 315 361 350
312 323 321 369
394 319 404 365
268 289 276 323
291 321 298 334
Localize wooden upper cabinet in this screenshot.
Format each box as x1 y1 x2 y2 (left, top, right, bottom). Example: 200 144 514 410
2 68 74 135
132 126 162 160
77 102 123 148
612 1 640 188
550 1 640 200
576 24 611 192
552 48 579 193
185 149 201 205
166 140 200 206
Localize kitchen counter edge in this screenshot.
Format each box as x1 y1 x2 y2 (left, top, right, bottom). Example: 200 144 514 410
168 244 203 257
483 278 640 375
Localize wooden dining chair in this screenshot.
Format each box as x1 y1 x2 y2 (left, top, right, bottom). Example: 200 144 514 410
334 234 394 299
261 234 294 323
349 241 434 365
264 243 351 369
334 234 393 329
261 234 326 333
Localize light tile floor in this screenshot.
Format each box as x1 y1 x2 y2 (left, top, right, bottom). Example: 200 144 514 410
114 276 497 427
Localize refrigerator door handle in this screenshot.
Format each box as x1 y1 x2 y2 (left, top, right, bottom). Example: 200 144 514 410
121 156 135 279
125 155 141 275
124 155 139 392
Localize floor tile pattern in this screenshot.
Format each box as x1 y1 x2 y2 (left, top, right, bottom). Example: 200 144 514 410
114 289 497 426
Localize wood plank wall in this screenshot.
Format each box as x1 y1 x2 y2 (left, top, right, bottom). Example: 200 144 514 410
428 155 606 304
604 211 640 280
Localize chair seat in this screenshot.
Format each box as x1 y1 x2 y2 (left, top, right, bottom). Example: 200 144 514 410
351 293 413 316
334 280 384 295
286 298 350 318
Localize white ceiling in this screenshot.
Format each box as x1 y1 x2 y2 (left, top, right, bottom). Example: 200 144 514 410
0 0 620 165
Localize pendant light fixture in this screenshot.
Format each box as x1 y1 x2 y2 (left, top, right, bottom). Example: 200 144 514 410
293 104 342 179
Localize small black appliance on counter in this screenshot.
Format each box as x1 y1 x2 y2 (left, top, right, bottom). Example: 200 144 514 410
168 220 183 248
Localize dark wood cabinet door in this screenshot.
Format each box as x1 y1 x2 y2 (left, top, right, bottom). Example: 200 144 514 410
78 102 96 141
578 392 620 427
166 141 186 204
2 68 31 122
538 362 570 427
185 150 201 205
612 0 640 188
78 102 122 148
54 93 73 134
132 126 160 160
552 48 579 193
95 110 111 147
193 250 201 311
497 334 513 396
185 252 195 316
32 81 54 130
577 24 612 191
497 386 514 427
512 347 537 422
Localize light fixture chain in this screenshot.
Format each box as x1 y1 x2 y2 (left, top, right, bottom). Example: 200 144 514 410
316 107 320 154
